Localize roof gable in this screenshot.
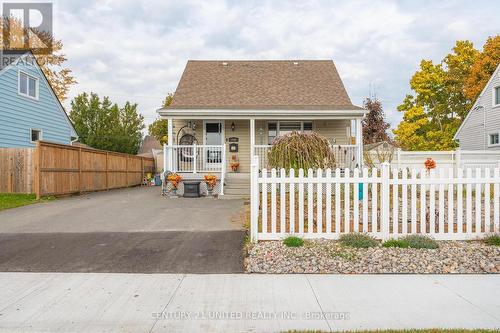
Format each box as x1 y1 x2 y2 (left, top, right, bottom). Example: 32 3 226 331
454 63 500 140
1 51 77 138
169 60 362 110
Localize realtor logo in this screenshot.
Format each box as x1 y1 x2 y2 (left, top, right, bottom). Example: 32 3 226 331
1 2 53 54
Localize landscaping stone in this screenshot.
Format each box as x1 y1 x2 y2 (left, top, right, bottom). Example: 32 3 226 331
245 239 500 274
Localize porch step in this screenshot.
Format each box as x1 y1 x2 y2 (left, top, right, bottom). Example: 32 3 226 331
224 188 250 196
220 194 250 200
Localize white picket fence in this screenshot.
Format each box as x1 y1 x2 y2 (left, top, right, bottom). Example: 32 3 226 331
366 149 500 177
249 156 500 242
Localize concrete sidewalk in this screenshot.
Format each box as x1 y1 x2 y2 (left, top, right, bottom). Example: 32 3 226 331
0 273 498 332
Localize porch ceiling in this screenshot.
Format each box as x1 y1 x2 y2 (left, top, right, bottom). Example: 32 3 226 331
157 109 366 120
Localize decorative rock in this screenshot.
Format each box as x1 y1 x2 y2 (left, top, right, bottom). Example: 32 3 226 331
244 240 500 274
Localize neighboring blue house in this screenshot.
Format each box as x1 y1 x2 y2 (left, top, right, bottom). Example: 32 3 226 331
0 51 77 147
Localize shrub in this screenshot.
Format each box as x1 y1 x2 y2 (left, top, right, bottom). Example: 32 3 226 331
268 132 335 171
484 234 500 246
339 233 378 248
401 235 439 249
283 236 304 247
382 239 409 248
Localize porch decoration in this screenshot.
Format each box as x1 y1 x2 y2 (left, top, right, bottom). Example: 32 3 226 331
167 173 183 196
230 154 240 172
268 132 335 172
424 158 436 173
204 174 218 196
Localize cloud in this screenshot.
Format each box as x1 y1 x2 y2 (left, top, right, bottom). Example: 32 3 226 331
56 0 500 128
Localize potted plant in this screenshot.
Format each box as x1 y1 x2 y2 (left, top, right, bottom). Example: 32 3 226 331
204 174 217 197
167 173 182 197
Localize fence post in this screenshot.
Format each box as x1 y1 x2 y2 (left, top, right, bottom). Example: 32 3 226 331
105 152 109 190
250 155 259 242
78 147 82 194
380 162 391 240
34 141 41 199
455 150 461 177
397 148 401 170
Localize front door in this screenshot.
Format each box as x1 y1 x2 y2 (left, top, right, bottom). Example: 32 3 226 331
204 121 224 170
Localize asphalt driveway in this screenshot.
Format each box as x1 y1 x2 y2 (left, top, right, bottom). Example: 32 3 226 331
0 187 247 273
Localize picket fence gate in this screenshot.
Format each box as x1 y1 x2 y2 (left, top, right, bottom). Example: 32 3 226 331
249 156 500 242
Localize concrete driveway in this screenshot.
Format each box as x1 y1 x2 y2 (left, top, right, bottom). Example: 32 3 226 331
0 187 247 273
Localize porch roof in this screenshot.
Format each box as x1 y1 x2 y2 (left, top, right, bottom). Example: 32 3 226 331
157 108 365 119
157 60 364 119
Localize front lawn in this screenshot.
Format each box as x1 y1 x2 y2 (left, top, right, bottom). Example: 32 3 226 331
287 328 498 333
0 193 53 211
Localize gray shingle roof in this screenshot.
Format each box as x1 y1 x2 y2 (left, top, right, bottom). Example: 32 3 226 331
169 60 362 110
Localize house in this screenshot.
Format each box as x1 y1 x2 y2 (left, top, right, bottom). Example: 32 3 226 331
137 135 162 158
157 60 365 197
454 63 500 150
0 51 77 147
363 140 398 168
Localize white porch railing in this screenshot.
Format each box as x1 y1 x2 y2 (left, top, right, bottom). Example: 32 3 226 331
254 144 359 170
164 144 226 194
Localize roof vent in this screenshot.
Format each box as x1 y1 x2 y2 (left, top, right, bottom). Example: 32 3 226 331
292 61 299 66
222 62 229 66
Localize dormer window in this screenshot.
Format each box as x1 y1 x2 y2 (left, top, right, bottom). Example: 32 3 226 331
19 71 38 99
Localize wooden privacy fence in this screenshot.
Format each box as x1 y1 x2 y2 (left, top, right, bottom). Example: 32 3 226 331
0 148 34 193
34 141 154 198
249 156 500 242
0 141 154 198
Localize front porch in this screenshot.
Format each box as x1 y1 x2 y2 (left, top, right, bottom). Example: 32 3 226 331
161 116 364 196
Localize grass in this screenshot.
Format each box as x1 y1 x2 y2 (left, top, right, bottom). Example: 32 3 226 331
339 233 378 248
287 328 499 333
483 234 500 246
0 193 54 211
382 235 439 249
402 235 439 249
283 236 304 247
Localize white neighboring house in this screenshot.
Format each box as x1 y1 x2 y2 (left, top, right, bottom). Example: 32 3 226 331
454 63 500 150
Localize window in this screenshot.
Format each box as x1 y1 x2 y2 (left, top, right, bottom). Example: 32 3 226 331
278 121 301 136
30 129 42 142
19 72 38 99
494 86 500 106
267 121 314 144
489 133 499 146
303 122 313 132
268 122 277 144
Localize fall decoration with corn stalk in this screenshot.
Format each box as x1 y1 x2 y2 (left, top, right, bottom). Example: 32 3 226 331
268 132 335 172
167 173 182 189
204 174 217 190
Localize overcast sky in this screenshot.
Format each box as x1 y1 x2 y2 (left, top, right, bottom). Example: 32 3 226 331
54 0 499 129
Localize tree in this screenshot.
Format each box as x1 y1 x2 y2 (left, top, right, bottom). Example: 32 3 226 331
464 35 500 101
0 16 76 101
148 93 173 145
70 93 145 154
268 132 335 171
362 97 391 144
394 40 479 150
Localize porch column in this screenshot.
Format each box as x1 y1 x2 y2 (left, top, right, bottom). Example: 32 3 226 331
355 118 363 168
167 117 173 171
250 118 255 160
